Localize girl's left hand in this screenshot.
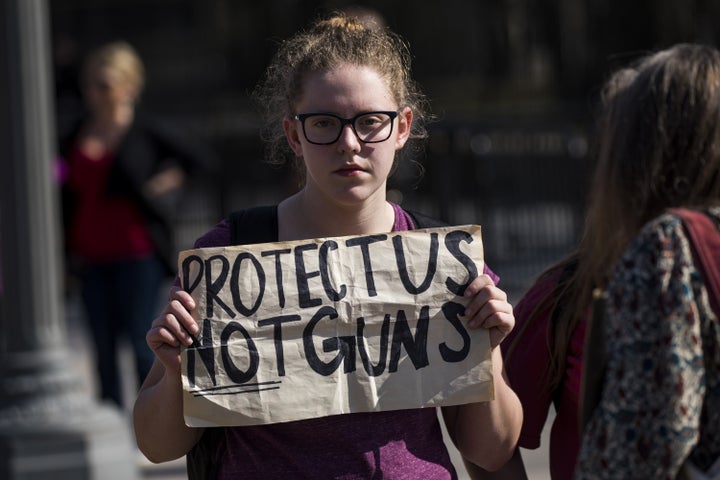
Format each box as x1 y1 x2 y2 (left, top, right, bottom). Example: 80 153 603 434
462 274 514 348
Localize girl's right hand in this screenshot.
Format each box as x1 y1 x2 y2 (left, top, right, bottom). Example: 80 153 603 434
146 286 199 374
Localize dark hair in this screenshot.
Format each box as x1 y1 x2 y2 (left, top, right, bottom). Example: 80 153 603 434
508 43 720 393
252 12 430 177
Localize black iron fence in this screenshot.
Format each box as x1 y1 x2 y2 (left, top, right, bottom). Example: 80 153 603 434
170 114 593 303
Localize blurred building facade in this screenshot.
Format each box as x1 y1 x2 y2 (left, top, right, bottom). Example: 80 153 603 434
48 0 720 298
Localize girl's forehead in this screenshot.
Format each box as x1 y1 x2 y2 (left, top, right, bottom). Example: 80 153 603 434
297 64 396 111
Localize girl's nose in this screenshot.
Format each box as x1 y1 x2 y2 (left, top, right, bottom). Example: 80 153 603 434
336 124 362 153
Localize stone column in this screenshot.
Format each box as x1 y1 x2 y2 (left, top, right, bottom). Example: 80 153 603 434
0 0 139 478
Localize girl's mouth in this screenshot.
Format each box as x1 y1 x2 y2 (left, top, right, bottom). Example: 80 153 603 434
334 166 364 177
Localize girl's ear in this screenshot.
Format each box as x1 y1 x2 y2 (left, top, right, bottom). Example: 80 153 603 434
394 107 413 150
283 116 304 156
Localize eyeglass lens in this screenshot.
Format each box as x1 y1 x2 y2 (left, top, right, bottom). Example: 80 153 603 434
301 112 395 144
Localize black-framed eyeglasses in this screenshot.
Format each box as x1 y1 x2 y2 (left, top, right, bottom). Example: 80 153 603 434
293 111 399 145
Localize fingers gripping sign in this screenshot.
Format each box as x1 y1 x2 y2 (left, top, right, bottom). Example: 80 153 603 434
147 287 200 374
462 274 515 348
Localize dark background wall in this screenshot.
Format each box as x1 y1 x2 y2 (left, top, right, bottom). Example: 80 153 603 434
48 0 720 298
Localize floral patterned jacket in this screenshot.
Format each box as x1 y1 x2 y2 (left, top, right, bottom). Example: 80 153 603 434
575 208 720 479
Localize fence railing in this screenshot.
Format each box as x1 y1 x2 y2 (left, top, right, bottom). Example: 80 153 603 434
171 117 593 302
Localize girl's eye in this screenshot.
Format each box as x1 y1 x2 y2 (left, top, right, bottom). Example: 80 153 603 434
358 116 382 126
311 117 339 129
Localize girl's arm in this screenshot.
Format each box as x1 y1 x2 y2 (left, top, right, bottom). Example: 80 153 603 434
442 275 523 471
133 287 204 463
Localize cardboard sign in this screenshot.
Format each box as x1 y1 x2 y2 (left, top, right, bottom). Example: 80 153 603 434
179 225 494 427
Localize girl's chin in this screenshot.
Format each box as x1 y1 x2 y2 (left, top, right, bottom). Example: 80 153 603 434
332 188 385 206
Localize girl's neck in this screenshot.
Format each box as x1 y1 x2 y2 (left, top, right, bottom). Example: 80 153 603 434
278 189 395 241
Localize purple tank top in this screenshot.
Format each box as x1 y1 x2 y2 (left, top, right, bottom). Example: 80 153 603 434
189 204 496 479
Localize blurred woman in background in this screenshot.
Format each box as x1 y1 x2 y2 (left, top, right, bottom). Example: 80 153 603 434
59 41 211 408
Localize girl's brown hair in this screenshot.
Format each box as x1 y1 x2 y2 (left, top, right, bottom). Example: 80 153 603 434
252 13 429 176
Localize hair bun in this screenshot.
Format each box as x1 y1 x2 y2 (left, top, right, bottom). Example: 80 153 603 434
318 15 367 33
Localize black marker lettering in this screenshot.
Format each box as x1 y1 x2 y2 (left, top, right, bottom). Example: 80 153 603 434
205 255 235 318
389 306 430 372
345 234 387 297
357 315 390 376
319 240 347 301
393 232 438 294
439 301 471 362
303 306 357 375
295 243 322 308
230 252 265 317
181 254 204 294
444 230 478 295
261 248 291 308
258 315 301 376
186 318 216 387
220 321 259 384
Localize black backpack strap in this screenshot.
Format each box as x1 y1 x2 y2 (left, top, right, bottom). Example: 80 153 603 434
187 205 279 480
229 205 279 245
406 209 448 229
187 428 225 480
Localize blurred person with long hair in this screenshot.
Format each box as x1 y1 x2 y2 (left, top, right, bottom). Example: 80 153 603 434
574 43 720 479
59 41 211 408
467 43 720 480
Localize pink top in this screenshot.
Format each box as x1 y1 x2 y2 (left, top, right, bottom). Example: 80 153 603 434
191 203 492 479
501 266 587 480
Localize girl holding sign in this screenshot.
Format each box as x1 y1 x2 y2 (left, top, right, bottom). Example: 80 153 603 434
134 12 522 479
